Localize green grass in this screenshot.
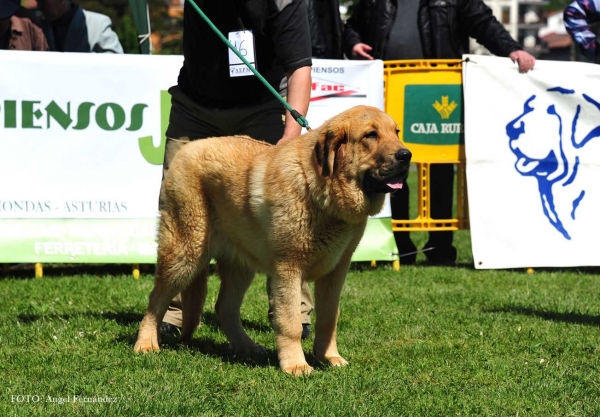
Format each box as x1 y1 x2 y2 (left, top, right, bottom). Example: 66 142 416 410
2 169 599 415
1 246 600 416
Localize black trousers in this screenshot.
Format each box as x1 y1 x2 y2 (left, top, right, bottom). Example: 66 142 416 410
390 163 455 249
165 86 285 145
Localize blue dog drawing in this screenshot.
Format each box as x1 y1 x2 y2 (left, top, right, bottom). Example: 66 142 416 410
505 87 600 240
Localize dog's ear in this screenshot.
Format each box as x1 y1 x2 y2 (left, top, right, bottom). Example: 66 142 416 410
314 128 347 177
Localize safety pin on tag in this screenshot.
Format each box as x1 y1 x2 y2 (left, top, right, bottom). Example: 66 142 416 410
228 31 256 77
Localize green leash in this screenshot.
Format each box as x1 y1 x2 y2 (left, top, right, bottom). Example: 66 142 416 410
186 0 311 130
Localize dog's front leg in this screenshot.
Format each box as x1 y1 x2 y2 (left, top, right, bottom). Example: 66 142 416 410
270 269 313 376
313 252 351 368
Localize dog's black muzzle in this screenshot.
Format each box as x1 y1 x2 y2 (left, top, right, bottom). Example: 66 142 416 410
363 148 412 194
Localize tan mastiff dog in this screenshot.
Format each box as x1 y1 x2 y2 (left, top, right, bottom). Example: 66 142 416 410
134 105 412 375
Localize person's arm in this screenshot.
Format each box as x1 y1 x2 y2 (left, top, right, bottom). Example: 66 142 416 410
280 65 312 143
84 11 124 53
343 0 372 59
305 0 321 57
269 0 312 142
459 0 534 72
564 0 600 62
29 19 49 51
95 18 124 53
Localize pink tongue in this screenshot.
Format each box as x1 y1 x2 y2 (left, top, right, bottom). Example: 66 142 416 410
386 181 403 190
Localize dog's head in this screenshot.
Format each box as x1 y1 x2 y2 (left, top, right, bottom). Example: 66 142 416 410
313 105 412 195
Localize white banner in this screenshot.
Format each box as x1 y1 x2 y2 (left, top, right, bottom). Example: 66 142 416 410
307 59 390 218
463 55 600 268
0 52 181 219
307 59 383 127
0 52 392 262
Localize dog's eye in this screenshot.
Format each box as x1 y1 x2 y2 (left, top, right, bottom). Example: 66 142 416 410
395 128 400 136
365 131 378 139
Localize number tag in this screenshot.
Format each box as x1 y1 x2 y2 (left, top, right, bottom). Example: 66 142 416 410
228 31 256 78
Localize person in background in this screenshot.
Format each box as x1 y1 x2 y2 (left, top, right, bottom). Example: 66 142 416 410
564 0 600 63
0 0 48 50
37 0 123 53
159 0 314 341
307 0 343 59
343 0 535 265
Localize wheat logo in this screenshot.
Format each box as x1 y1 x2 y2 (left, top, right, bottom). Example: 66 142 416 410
433 96 457 119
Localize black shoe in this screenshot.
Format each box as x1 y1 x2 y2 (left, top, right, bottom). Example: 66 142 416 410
159 322 180 338
301 324 311 340
424 245 457 266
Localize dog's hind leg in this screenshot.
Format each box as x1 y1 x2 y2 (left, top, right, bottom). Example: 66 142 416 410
215 259 265 356
134 262 195 353
180 265 209 341
135 211 208 353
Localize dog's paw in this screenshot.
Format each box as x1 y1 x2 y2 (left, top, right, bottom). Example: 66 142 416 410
134 341 160 353
281 363 313 376
326 356 349 367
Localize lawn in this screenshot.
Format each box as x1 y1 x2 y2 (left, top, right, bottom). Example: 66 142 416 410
1 230 600 416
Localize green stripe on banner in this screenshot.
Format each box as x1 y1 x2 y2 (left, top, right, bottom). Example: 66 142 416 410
0 219 159 263
0 217 397 263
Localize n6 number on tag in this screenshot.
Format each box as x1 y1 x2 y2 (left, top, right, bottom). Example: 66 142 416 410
228 31 256 77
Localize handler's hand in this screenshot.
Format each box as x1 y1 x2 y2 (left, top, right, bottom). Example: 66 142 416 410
351 43 374 60
509 50 536 73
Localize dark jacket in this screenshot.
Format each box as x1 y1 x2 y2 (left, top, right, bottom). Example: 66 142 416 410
306 0 343 58
343 0 522 59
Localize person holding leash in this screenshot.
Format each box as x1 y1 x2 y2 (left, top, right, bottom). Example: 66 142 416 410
159 0 314 340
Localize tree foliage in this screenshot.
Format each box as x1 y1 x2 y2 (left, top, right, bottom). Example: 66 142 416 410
545 0 574 13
